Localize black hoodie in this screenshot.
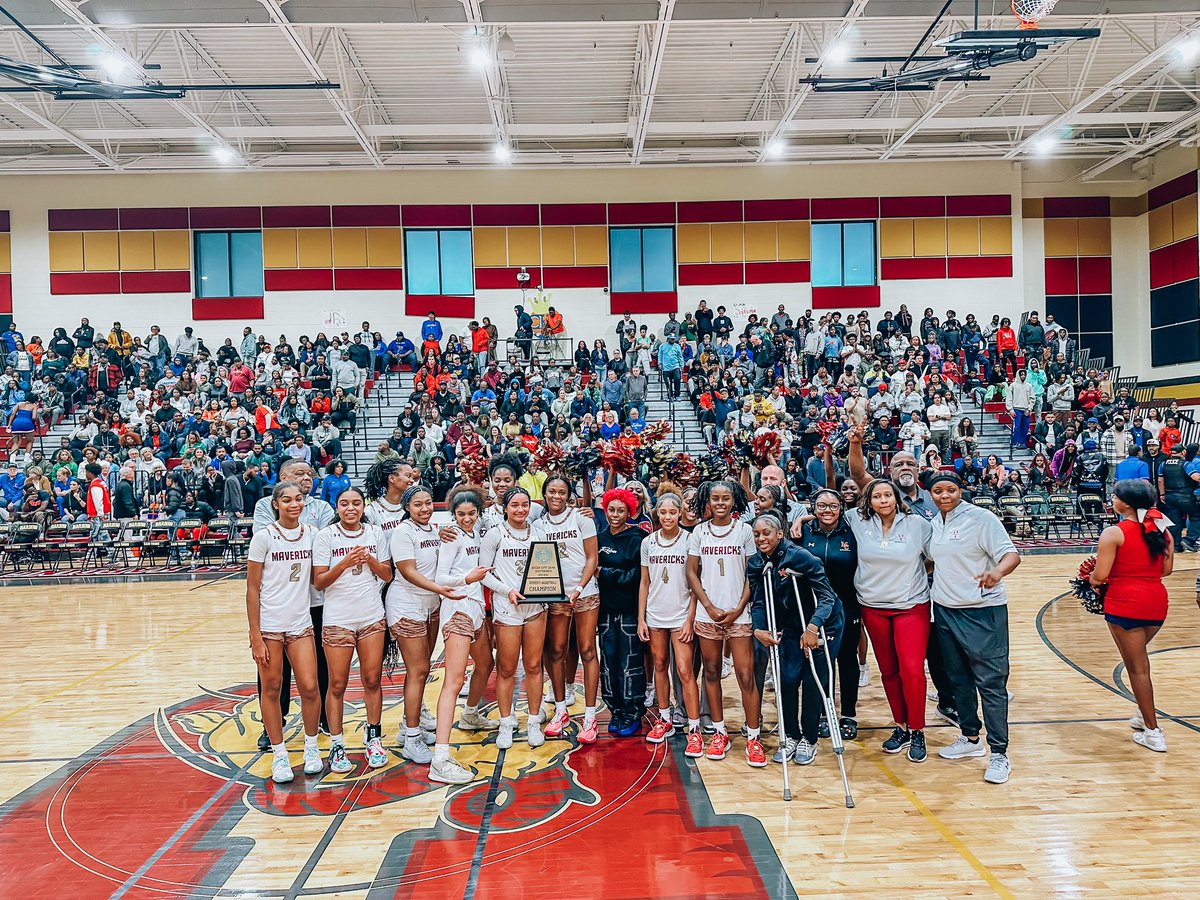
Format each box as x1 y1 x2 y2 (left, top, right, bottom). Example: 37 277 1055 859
597 523 646 614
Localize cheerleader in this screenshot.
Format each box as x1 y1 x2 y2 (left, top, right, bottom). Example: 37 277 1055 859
312 487 393 773
430 490 494 783
480 487 549 750
540 475 601 743
389 485 464 763
246 482 323 784
685 479 765 767
638 492 702 757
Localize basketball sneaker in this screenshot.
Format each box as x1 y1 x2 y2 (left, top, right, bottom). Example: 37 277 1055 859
772 737 798 764
328 744 353 774
745 738 767 768
458 708 499 731
366 738 388 768
907 730 927 763
497 717 515 750
565 683 578 707
303 744 323 775
882 726 911 754
705 732 730 760
645 686 656 708
578 717 599 745
419 705 437 732
271 754 294 784
646 718 675 744
1132 728 1167 753
858 660 870 687
527 717 545 748
430 757 474 785
794 739 817 765
984 753 1011 783
544 709 572 738
938 735 987 759
401 734 432 764
1129 710 1146 731
721 656 733 680
684 729 705 758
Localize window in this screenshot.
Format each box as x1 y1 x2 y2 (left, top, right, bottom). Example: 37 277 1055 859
811 221 877 288
610 226 676 293
194 231 263 298
404 229 474 296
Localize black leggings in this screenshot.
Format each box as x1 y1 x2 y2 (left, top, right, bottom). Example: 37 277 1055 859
256 604 331 731
835 611 862 719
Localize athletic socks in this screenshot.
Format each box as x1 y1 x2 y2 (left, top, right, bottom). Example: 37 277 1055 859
746 726 760 740
366 723 381 742
528 710 543 725
713 720 727 735
303 733 318 751
583 705 597 724
659 707 672 722
405 726 422 741
462 704 478 716
433 744 450 763
330 733 344 748
271 742 287 758
555 701 568 716
688 718 701 732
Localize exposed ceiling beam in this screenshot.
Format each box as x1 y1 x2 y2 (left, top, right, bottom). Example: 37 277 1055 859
256 0 383 167
1079 105 1200 181
629 0 675 164
878 82 964 160
745 21 801 123
0 94 120 169
1005 22 1200 159
460 0 512 152
759 0 871 159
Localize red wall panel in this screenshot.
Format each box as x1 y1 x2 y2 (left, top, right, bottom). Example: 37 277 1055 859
49 272 122 295
262 206 332 228
1043 196 1110 219
1077 256 1112 295
48 208 119 232
880 257 947 280
263 269 334 291
677 201 743 223
405 295 475 318
120 271 192 294
193 296 264 320
945 195 1011 217
744 261 810 284
948 256 1013 278
743 199 809 222
0 274 10 313
331 205 401 227
471 204 540 226
474 267 542 290
402 205 472 227
333 268 403 291
880 196 946 218
811 285 880 309
678 263 743 286
811 198 879 221
189 207 262 229
540 204 607 226
608 202 676 225
541 266 608 288
1174 236 1200 285
1044 257 1078 295
1149 244 1176 290
609 292 677 314
118 208 189 230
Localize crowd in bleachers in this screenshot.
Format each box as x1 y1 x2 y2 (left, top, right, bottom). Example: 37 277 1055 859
0 299 1197 557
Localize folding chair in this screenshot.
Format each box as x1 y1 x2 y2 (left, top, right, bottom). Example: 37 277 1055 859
139 519 175 567
998 496 1030 537
61 520 94 570
169 517 205 566
971 495 999 517
111 520 149 568
2 523 42 572
226 517 253 563
198 516 232 566
1048 493 1082 539
1078 493 1110 537
1024 492 1050 539
33 522 69 571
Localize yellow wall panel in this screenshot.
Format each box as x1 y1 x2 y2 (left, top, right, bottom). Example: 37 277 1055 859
83 231 120 272
913 218 947 257
710 223 744 263
263 229 298 269
880 219 915 258
574 226 608 266
0 233 9 274
1076 218 1111 257
49 232 84 272
677 224 710 264
506 227 541 266
296 228 332 268
979 216 1013 256
472 227 507 267
1147 205 1173 250
1173 194 1198 242
332 228 368 267
1042 218 1078 257
947 217 980 256
540 226 575 266
777 221 810 261
154 230 190 270
366 228 402 267
118 231 155 271
743 222 778 262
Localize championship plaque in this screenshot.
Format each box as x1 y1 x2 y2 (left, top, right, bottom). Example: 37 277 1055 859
520 541 567 603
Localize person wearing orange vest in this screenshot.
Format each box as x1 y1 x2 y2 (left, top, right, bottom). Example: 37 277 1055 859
543 307 564 336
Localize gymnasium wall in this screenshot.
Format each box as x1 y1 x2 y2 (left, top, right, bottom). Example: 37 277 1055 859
0 154 1196 379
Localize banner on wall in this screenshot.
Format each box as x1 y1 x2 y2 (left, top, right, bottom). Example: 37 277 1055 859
730 300 760 328
322 309 347 331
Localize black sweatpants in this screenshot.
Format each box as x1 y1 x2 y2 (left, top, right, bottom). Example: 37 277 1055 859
836 609 862 719
598 610 646 724
257 604 330 731
934 604 1010 754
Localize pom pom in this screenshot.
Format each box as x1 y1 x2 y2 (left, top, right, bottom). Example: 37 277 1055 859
1070 556 1106 615
666 452 701 487
531 442 566 473
455 452 489 486
750 431 782 468
639 419 672 444
599 440 637 478
563 444 601 480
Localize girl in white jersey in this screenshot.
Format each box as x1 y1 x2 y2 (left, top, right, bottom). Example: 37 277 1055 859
685 479 766 768
478 455 544 534
638 492 702 757
480 487 549 751
429 490 494 784
246 482 323 784
389 485 466 764
364 456 417 537
540 475 601 744
312 488 393 773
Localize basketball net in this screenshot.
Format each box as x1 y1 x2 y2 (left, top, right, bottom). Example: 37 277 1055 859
1011 0 1058 30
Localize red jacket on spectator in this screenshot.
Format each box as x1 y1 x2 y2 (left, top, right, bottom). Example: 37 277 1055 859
310 396 331 416
471 328 489 354
996 328 1017 352
88 362 122 394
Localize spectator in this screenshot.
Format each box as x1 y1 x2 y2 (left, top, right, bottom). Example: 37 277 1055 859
1114 445 1150 482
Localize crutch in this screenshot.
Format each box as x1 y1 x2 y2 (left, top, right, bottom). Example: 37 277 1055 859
762 563 791 801
790 577 855 809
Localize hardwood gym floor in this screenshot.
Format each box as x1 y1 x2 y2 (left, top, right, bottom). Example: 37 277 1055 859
0 556 1197 898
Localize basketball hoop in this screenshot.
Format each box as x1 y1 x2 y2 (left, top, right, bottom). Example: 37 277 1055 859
1012 0 1059 30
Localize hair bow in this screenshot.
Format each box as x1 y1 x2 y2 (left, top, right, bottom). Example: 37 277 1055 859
1136 507 1173 534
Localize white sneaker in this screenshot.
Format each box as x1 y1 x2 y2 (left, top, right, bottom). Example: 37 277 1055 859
497 717 516 750
458 708 500 731
401 735 433 764
983 753 1011 784
429 756 474 785
303 744 323 775
328 743 353 774
644 686 656 708
527 717 545 748
858 662 870 688
938 736 988 760
1129 710 1146 731
764 668 774 690
271 754 294 783
419 705 437 732
459 670 472 698
721 657 733 680
420 728 437 746
1132 728 1167 753
565 683 578 707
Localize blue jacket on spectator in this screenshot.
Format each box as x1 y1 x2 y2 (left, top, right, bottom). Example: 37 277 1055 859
421 320 443 344
601 378 624 407
1113 457 1149 481
571 395 597 419
0 470 25 505
657 339 684 372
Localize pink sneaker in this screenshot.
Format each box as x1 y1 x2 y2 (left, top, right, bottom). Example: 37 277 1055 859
684 729 704 758
577 717 599 745
646 718 675 744
543 709 571 738
706 732 731 760
745 738 768 768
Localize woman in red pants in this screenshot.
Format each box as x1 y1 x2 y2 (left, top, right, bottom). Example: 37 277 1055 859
1090 479 1175 753
846 479 934 763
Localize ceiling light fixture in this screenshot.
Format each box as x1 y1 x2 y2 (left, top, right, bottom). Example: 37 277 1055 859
97 53 128 80
493 143 511 162
824 42 850 64
1178 37 1200 63
212 145 238 164
497 32 517 61
468 43 490 69
1033 136 1058 155
764 139 786 158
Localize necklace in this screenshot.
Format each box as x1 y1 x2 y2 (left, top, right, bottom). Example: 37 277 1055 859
504 523 531 542
336 523 364 539
272 523 305 542
707 519 736 540
375 496 403 513
655 528 684 549
544 507 573 526
409 520 434 533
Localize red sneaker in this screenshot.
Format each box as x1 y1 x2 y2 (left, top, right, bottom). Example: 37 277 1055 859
577 717 599 745
543 710 571 738
684 729 705 758
705 732 731 760
745 737 768 768
646 719 675 744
